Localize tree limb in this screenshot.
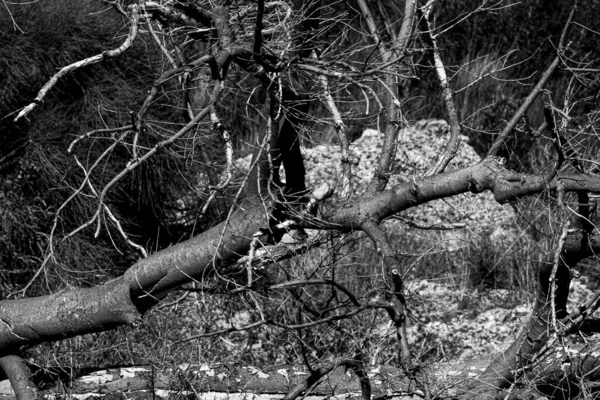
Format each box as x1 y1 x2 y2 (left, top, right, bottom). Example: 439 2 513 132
0 355 37 400
14 4 141 122
487 0 578 157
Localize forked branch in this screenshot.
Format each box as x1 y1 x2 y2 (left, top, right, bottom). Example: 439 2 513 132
283 358 372 400
361 220 431 400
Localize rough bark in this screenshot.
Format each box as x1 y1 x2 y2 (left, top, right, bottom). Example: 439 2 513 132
0 200 267 352
0 356 37 400
3 158 600 353
3 2 599 399
318 158 600 229
3 353 600 400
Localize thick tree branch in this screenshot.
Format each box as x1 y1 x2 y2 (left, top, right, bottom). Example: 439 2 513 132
318 158 600 229
0 355 37 400
0 199 268 351
4 4 600 399
7 160 600 353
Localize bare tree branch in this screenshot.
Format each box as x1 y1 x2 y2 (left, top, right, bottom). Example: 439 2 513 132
487 0 579 157
14 4 141 122
422 2 461 176
0 355 37 400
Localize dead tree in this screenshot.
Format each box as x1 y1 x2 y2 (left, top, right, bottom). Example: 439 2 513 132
2 1 600 399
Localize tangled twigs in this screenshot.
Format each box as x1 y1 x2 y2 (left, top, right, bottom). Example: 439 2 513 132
15 129 136 295
74 156 148 258
355 0 415 192
63 104 213 246
171 299 389 345
233 182 333 271
282 358 371 400
68 125 133 153
487 0 578 157
55 46 223 246
360 220 431 400
14 4 141 122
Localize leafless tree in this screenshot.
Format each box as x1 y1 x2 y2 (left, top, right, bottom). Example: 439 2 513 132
2 0 600 399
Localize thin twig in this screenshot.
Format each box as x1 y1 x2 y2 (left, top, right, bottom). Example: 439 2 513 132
487 0 578 156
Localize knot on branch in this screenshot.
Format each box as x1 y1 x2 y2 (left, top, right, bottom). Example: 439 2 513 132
467 176 482 193
410 183 420 197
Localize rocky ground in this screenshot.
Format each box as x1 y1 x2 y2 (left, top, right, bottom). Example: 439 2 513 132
392 276 598 362
228 119 516 250
228 120 598 362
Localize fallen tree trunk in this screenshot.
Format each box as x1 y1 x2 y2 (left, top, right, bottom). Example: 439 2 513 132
3 347 600 400
0 362 481 400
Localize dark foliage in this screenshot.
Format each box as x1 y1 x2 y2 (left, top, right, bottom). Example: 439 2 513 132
0 1 200 295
